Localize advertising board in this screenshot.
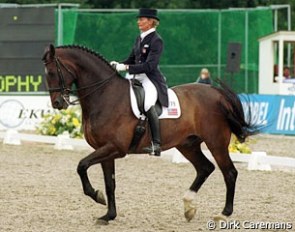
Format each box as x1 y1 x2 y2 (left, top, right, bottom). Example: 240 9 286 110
0 96 54 130
240 94 295 135
1 94 295 135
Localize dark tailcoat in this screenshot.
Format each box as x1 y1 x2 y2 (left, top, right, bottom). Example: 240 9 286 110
122 31 169 107
197 77 212 85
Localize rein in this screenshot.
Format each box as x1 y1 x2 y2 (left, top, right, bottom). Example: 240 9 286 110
44 56 116 106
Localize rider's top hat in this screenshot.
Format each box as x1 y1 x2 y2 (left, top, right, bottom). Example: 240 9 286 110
137 8 159 21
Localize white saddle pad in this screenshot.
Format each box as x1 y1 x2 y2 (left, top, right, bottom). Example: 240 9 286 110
129 80 181 119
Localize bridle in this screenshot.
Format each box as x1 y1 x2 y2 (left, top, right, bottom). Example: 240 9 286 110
43 56 116 106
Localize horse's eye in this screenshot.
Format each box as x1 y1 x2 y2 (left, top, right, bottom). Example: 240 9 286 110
46 70 55 77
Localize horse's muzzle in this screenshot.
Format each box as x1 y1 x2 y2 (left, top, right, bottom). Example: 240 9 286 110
53 95 68 110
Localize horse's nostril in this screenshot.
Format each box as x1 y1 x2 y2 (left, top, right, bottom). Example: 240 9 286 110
53 101 60 108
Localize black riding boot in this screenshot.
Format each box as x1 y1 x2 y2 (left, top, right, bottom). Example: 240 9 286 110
142 106 161 156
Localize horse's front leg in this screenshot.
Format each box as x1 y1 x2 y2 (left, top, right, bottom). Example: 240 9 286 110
77 145 118 222
77 147 107 204
98 159 116 222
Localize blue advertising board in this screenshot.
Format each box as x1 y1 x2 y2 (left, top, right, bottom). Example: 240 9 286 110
240 94 295 135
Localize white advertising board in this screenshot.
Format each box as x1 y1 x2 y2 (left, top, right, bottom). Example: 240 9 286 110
0 96 55 130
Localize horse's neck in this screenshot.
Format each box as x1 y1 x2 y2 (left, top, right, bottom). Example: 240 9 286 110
65 51 129 119
78 72 129 119
75 58 112 87
74 55 114 96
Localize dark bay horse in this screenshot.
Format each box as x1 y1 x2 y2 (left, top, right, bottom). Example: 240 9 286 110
42 44 256 224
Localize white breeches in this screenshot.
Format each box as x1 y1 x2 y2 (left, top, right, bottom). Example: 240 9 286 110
134 74 158 112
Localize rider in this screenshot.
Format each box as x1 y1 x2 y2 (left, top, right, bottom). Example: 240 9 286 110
111 8 168 156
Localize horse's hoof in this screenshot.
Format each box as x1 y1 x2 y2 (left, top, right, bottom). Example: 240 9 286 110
183 194 197 222
95 213 116 225
213 214 228 222
96 190 106 205
184 207 196 222
95 218 109 225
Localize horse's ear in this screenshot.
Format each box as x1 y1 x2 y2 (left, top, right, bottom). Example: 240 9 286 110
48 43 55 58
42 44 55 61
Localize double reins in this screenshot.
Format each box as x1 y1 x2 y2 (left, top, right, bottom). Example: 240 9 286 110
44 56 116 105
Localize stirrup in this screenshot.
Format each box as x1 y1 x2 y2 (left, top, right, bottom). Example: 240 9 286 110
143 143 161 156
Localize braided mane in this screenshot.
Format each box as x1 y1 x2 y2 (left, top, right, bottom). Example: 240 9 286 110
57 45 114 69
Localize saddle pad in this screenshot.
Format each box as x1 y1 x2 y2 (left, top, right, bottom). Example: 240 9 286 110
129 80 181 119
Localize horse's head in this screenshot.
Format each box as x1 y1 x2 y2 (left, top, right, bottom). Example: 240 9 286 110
42 44 76 110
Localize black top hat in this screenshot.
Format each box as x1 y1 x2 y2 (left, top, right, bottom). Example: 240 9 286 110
137 8 159 21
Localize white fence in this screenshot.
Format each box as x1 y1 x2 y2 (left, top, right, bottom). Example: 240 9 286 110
0 130 90 150
1 130 295 171
164 148 295 171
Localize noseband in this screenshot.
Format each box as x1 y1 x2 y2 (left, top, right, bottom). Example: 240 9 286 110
43 56 116 106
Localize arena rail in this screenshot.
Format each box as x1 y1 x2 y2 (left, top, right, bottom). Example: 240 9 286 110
1 130 295 171
0 130 91 150
162 148 295 171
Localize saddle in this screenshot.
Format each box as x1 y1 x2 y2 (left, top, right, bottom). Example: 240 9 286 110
128 79 147 152
130 78 162 116
128 78 181 152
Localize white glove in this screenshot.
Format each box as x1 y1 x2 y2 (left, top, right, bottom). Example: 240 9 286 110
110 61 118 68
115 63 127 72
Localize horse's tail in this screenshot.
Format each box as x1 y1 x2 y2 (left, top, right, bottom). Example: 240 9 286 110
213 80 258 143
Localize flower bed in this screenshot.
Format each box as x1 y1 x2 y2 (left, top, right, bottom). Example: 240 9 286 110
36 106 83 138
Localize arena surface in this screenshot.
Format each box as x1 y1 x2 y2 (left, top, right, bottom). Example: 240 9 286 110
0 134 294 231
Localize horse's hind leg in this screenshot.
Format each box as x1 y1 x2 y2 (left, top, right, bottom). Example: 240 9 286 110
208 144 238 217
176 136 215 222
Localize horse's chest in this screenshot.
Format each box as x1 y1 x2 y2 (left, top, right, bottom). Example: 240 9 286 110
83 121 100 148
84 117 112 147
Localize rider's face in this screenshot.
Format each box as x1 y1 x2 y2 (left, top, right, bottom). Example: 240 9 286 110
137 17 153 32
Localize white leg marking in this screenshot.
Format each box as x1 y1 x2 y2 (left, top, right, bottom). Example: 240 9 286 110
183 190 197 222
